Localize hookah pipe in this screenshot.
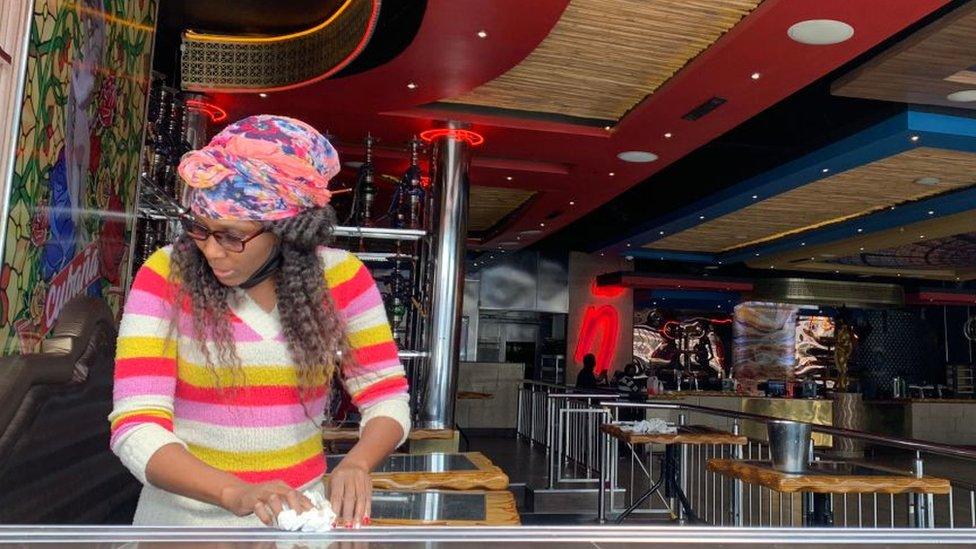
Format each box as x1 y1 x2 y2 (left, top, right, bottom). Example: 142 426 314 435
345 134 377 228
387 136 426 229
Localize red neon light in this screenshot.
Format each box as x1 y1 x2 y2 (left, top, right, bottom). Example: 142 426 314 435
185 99 227 123
574 305 619 375
419 128 485 146
590 279 626 298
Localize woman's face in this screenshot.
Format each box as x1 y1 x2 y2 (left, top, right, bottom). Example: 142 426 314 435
193 217 277 287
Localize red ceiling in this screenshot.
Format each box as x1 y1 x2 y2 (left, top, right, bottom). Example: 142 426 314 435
210 0 948 251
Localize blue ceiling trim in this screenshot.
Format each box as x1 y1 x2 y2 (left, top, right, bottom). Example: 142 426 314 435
722 185 976 264
601 111 976 263
629 249 716 263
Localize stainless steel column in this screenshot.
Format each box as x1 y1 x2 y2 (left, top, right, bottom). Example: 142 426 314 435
417 124 470 429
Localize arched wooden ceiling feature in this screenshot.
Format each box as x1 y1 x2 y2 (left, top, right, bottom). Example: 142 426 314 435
443 0 761 121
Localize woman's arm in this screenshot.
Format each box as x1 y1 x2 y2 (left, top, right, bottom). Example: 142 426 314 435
145 443 313 524
326 251 412 526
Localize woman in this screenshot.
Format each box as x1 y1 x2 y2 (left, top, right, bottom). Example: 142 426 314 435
109 115 410 528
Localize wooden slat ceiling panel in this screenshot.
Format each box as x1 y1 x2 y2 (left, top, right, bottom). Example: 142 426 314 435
468 186 536 232
650 147 976 253
443 0 761 121
832 2 976 111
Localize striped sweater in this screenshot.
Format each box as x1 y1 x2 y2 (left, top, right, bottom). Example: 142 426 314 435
108 245 410 526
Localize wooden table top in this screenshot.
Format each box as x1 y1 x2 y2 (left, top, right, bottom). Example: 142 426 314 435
323 427 455 441
601 423 748 446
325 452 509 491
371 490 520 526
707 459 951 495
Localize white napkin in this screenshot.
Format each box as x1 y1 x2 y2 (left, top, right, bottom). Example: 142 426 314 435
617 418 677 435
274 490 337 532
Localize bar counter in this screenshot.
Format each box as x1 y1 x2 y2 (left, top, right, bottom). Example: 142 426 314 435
0 525 973 547
863 398 976 446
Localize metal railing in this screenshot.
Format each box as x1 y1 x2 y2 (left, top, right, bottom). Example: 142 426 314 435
515 381 621 489
516 380 566 446
547 393 618 488
597 400 976 529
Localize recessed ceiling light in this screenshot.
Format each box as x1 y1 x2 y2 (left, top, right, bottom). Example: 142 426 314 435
407 82 418 90
569 200 576 206
659 231 665 235
928 210 935 215
859 247 865 251
770 265 775 269
604 125 612 131
608 172 615 176
600 253 605 257
919 235 925 239
821 168 830 173
910 135 920 142
947 90 976 102
664 132 673 139
810 257 816 261
914 176 940 186
800 242 806 246
506 176 513 181
699 215 706 220
752 195 758 200
477 30 488 39
258 93 268 98
835 270 840 274
625 255 634 261
474 263 479 267
617 150 658 163
857 228 863 233
539 222 546 227
787 19 855 45
755 253 760 257
751 72 762 80
626 243 632 247
718 261 723 265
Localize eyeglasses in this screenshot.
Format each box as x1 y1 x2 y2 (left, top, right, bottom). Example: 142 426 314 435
180 217 265 253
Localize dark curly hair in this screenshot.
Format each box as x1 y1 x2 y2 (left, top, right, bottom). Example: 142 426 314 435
168 206 352 403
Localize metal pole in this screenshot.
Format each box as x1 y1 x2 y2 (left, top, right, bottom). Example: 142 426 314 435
417 123 470 430
733 420 743 526
599 418 607 523
678 413 688 524
913 451 926 528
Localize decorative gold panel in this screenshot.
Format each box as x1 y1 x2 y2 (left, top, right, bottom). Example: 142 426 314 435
181 0 379 92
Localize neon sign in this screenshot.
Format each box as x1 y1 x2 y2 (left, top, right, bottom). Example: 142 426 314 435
574 304 619 375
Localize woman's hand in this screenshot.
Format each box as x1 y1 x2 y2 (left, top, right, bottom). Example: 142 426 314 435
220 481 315 526
327 457 372 527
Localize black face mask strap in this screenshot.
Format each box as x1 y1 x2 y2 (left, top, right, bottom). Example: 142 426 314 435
237 243 283 289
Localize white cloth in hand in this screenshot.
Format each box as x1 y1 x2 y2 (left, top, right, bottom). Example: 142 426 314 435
617 418 677 435
274 490 337 532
